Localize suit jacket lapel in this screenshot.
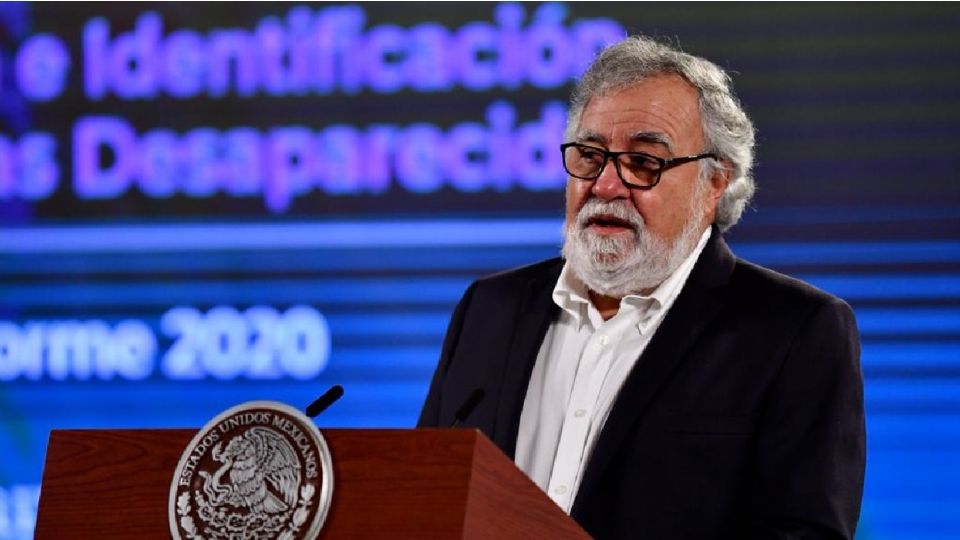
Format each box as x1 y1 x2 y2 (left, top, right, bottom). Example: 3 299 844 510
572 228 737 512
492 260 563 458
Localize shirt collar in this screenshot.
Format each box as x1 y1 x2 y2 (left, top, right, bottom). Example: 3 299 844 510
553 264 595 329
553 227 712 333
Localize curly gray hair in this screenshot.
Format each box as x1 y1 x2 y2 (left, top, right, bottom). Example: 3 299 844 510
566 36 756 232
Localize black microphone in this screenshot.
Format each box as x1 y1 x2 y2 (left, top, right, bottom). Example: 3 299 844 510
450 388 485 428
305 384 344 418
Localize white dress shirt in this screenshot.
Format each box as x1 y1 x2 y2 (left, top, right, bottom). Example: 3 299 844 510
514 227 712 513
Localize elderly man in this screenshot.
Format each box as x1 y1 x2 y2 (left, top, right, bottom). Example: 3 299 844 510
419 36 865 539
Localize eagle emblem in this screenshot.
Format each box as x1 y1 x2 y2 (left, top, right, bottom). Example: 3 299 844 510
169 401 334 540
200 427 301 515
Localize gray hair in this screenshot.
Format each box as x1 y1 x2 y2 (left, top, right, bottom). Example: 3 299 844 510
566 36 756 232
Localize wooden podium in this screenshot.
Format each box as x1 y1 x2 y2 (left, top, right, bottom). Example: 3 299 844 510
35 428 590 539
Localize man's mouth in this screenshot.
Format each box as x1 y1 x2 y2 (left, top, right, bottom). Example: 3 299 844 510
584 214 636 234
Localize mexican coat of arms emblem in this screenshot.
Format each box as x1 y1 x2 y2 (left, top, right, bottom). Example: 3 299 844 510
168 401 334 540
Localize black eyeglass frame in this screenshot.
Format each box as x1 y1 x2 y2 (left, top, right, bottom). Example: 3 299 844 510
560 142 717 190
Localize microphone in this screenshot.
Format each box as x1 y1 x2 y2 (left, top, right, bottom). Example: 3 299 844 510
305 384 344 418
450 388 485 428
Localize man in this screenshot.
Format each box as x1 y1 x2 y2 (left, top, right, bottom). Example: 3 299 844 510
419 36 865 539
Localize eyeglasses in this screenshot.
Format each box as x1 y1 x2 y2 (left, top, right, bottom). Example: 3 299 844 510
560 142 717 189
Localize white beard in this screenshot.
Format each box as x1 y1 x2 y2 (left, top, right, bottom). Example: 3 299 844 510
561 185 708 298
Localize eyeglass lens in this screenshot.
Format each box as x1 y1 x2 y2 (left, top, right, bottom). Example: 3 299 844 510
563 145 661 187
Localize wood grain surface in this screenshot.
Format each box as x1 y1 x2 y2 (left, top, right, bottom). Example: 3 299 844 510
36 428 590 539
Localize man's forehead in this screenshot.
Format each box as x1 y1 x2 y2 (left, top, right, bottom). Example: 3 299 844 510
574 75 702 152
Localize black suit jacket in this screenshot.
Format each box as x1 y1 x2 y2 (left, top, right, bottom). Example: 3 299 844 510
418 230 866 539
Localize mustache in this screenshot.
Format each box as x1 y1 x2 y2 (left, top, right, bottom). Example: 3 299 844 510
574 199 644 232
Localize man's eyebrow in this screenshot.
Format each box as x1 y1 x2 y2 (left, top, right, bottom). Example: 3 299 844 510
574 130 674 152
629 131 673 152
576 131 607 146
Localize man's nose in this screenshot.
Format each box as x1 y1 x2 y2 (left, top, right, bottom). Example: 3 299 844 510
591 159 630 201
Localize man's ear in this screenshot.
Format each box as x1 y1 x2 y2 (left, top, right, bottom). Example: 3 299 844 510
707 161 732 206
700 161 732 225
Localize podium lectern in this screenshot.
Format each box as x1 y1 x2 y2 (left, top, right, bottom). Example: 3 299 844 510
35 428 590 539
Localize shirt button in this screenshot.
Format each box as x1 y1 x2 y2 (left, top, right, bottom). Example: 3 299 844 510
554 485 568 495
574 409 587 418
599 335 609 346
